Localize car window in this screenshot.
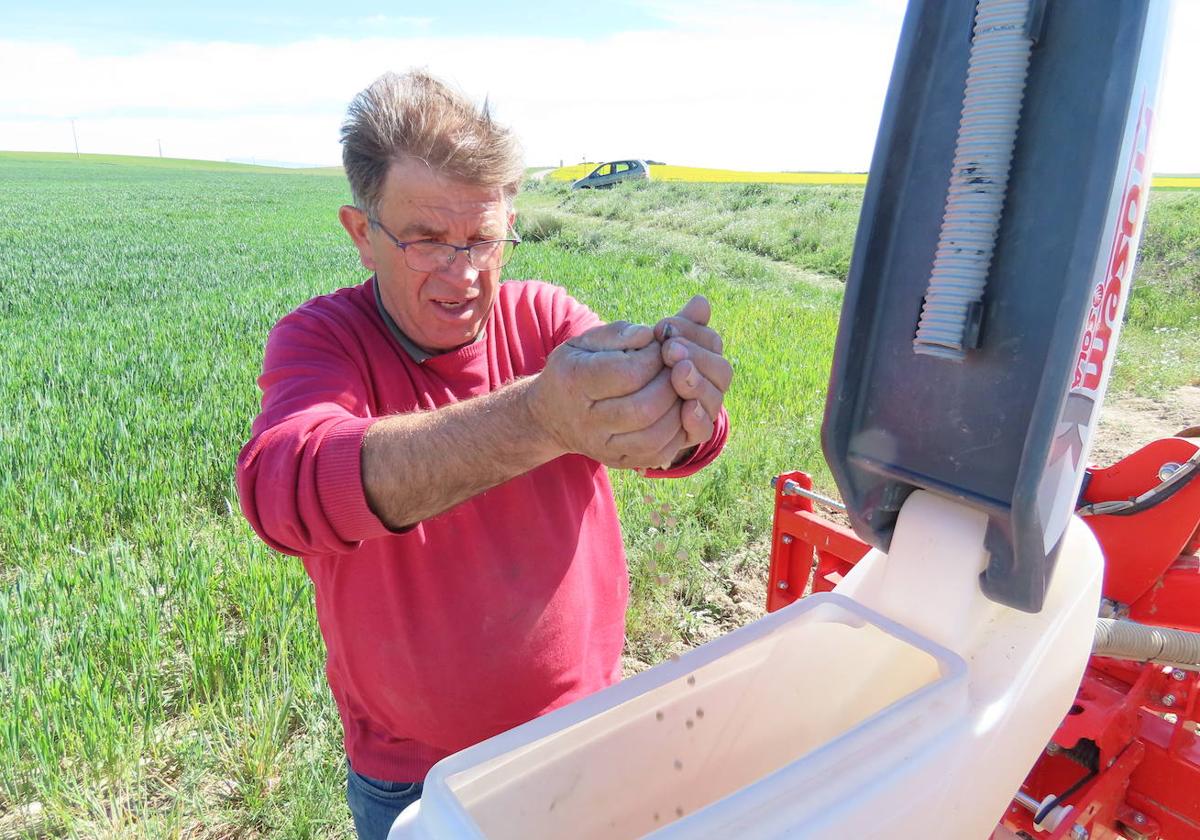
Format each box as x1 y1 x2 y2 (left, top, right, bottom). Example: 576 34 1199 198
615 162 629 173
596 164 612 176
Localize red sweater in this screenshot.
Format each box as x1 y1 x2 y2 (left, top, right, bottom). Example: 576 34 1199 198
237 278 728 782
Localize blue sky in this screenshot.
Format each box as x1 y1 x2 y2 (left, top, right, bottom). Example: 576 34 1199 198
2 1 1196 172
1 0 670 50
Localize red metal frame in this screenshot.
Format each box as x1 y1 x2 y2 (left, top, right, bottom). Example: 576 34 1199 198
1081 437 1200 625
766 436 1200 840
766 470 869 613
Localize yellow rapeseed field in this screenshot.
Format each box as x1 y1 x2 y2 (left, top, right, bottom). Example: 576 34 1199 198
1153 176 1200 189
546 163 1199 189
547 163 868 185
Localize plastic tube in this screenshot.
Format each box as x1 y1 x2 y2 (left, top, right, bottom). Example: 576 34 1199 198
914 0 1036 359
1093 618 1200 670
1078 448 1200 517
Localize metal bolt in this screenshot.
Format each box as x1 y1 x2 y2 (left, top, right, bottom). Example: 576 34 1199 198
778 480 847 511
1172 669 1187 682
1158 461 1182 482
1046 742 1060 754
777 580 789 590
1070 825 1089 840
1133 813 1147 825
1012 790 1038 812
781 535 793 545
1162 694 1177 707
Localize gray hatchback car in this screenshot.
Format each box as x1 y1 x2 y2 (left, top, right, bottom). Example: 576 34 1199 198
571 159 651 189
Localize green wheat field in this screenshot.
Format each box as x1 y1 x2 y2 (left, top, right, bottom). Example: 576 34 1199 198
1 151 1197 838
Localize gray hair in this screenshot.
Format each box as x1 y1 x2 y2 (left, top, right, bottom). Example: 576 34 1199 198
340 70 525 217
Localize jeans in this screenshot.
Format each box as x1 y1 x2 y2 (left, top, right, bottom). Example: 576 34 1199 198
346 760 423 840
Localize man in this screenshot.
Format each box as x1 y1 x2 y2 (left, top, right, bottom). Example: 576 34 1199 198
236 70 731 839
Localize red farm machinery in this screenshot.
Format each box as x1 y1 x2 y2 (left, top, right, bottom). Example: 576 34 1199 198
769 429 1200 839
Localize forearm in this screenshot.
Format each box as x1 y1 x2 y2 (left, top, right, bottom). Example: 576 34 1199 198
362 375 564 529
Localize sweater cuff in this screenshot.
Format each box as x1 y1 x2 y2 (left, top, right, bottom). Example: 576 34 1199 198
643 406 730 480
316 416 395 544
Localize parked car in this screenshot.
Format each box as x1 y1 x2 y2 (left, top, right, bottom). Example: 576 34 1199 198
571 159 651 189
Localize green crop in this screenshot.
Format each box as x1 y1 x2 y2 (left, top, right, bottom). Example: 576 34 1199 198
0 152 1193 837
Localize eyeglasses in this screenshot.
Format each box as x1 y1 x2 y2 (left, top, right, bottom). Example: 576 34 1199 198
369 218 521 272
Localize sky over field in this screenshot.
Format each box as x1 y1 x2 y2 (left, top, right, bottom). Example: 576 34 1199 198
2 0 1197 172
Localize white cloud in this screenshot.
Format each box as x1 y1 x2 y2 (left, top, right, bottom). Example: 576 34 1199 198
0 2 1195 173
0 114 342 166
1156 0 1200 174
641 0 907 31
0 6 904 170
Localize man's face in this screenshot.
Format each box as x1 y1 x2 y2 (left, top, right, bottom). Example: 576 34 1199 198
343 158 514 354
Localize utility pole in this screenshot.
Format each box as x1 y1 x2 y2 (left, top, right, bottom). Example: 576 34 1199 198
158 139 163 158
71 120 79 159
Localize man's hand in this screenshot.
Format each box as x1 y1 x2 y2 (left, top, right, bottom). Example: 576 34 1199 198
528 321 690 469
653 296 732 455
359 311 721 531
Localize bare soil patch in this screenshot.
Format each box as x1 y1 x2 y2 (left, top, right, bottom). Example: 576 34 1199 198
1090 385 1200 467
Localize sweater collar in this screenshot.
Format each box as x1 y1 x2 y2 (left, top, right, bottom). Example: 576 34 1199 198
372 276 486 364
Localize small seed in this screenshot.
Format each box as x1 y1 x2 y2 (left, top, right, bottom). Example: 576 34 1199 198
655 710 664 721
674 759 683 770
686 675 696 686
